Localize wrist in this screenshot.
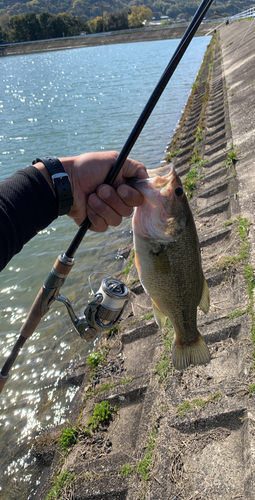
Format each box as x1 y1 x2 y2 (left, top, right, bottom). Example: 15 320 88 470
34 161 56 196
32 156 73 216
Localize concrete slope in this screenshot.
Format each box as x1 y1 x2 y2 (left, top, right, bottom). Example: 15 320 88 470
220 20 255 267
33 21 255 500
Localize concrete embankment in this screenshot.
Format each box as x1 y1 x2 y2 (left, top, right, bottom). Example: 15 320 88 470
0 24 212 57
33 20 255 500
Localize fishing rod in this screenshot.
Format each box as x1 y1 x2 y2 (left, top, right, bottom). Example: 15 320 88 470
0 0 214 393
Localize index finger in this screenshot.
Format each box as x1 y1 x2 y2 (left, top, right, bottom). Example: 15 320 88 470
115 158 148 185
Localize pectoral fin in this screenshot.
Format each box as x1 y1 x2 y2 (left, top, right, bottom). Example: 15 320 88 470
198 275 210 314
152 301 167 330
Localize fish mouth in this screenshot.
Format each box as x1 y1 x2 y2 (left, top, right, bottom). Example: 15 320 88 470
128 164 175 200
132 164 185 240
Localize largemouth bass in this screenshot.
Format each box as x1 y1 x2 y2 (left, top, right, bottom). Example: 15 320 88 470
131 164 210 371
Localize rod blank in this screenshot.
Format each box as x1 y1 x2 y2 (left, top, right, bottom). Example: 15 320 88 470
65 0 214 259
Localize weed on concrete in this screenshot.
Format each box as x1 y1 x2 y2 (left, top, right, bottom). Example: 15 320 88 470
58 423 79 455
87 400 114 430
121 464 134 477
45 470 75 500
177 392 222 418
154 320 174 383
136 426 157 484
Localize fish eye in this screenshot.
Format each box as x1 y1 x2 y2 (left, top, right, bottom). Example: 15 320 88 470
175 187 183 196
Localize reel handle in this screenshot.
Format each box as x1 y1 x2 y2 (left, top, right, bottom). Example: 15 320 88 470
20 254 74 339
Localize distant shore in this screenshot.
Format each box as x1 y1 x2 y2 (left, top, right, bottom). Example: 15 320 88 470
0 24 215 57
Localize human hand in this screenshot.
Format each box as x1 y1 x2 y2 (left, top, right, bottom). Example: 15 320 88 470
59 151 147 230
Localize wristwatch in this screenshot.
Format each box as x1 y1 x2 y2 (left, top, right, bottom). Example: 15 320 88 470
33 156 73 216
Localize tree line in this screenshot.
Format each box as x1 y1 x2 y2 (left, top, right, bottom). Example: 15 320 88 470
0 0 252 20
0 6 153 43
0 0 252 43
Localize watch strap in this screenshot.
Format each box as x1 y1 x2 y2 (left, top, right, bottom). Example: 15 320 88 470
33 156 73 216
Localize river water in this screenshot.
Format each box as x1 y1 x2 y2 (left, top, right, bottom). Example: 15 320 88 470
0 37 209 498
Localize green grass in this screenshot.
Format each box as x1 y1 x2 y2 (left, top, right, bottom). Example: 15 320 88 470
164 33 216 169
129 277 140 284
249 384 255 396
228 149 238 162
141 312 154 320
217 216 250 274
94 382 116 395
124 249 135 278
121 377 133 384
182 149 208 201
154 320 174 383
223 217 255 349
219 216 253 311
192 81 198 93
87 351 104 370
223 146 239 177
121 464 134 477
193 125 203 143
136 427 156 483
237 215 250 242
166 148 187 161
177 401 192 417
227 308 247 319
128 311 154 326
105 323 121 338
217 254 240 272
58 424 79 454
161 405 169 413
87 400 116 430
83 473 91 481
183 165 203 201
244 265 255 300
177 392 222 418
154 360 169 382
223 220 233 227
45 470 75 499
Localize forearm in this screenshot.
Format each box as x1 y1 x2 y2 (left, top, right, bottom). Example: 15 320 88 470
0 166 58 271
0 152 146 271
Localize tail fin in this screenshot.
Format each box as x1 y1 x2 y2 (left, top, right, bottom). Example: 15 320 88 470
172 332 210 371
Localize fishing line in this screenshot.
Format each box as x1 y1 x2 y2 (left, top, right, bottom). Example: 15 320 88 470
88 271 108 295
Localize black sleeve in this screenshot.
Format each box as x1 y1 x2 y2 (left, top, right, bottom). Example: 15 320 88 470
0 166 58 271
